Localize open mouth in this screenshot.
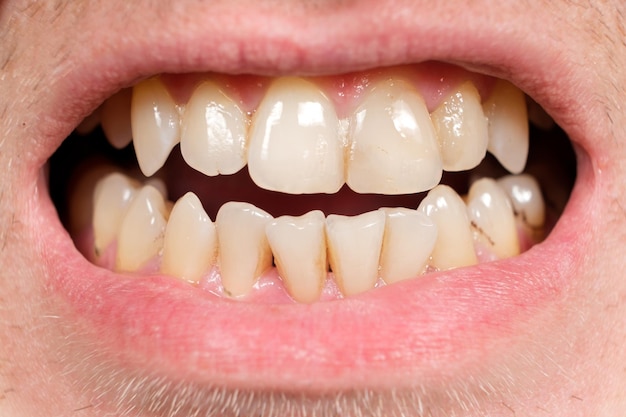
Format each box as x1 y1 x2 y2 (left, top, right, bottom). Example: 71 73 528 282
50 63 575 304
18 3 602 415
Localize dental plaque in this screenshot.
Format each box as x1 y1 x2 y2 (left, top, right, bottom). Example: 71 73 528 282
62 64 569 304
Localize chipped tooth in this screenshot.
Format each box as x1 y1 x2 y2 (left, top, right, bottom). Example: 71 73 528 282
266 210 326 303
180 81 248 176
467 178 520 259
496 174 546 229
418 185 477 270
116 185 169 271
326 211 386 296
216 202 273 297
347 79 442 194
131 78 180 177
431 81 489 172
161 192 217 283
101 88 133 149
379 208 437 284
482 80 529 174
92 172 140 255
248 77 344 194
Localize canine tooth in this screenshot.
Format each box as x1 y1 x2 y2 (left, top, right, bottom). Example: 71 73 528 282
116 185 169 271
216 202 273 297
497 174 546 228
467 178 520 259
266 210 326 303
418 185 477 270
326 211 386 296
483 81 529 174
248 77 344 194
131 78 180 177
101 88 133 149
161 192 217 283
347 79 442 194
180 81 248 176
379 208 437 284
92 173 139 255
431 82 489 172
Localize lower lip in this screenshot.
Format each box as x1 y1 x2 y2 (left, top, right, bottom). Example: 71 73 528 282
37 148 588 392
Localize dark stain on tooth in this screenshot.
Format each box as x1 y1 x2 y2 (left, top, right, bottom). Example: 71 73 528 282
470 220 495 246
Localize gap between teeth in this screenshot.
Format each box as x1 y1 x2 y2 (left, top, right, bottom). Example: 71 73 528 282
92 171 546 303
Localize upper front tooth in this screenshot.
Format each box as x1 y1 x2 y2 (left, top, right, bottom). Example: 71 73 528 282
92 172 139 255
101 88 133 149
467 178 520 259
180 81 248 176
347 78 443 194
326 210 386 296
418 185 478 270
161 192 217 283
379 208 437 284
482 80 529 174
131 77 181 177
266 210 327 303
431 81 489 172
247 77 344 194
496 174 546 228
216 202 273 297
116 185 169 272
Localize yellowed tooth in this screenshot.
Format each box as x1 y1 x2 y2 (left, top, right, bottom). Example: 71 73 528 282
418 185 477 270
347 79 442 194
101 88 133 149
248 77 344 194
161 192 217 283
326 210 386 296
482 80 529 174
496 174 546 229
131 77 180 177
92 172 140 255
379 208 437 284
116 185 169 271
180 81 248 176
266 210 326 303
467 178 520 259
216 202 273 297
431 81 489 172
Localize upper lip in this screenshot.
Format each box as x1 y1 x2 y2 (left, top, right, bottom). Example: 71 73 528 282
30 0 596 397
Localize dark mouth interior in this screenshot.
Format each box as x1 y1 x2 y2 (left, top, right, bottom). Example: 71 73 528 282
49 101 576 238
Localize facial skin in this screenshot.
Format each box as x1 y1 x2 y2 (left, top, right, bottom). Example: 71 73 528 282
1 0 626 416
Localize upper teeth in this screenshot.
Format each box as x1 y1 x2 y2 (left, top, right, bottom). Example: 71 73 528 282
127 76 529 194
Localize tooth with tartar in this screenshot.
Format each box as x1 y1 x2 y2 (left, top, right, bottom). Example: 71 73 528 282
418 185 477 270
101 88 133 149
216 202 273 297
379 208 438 284
497 174 546 229
347 79 442 194
116 185 169 271
467 178 520 259
180 81 248 176
431 81 489 171
326 211 386 296
248 77 344 194
266 210 327 303
131 77 181 177
482 80 529 174
92 172 139 255
161 192 217 283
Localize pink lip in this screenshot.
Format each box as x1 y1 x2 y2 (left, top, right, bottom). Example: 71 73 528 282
26 0 598 394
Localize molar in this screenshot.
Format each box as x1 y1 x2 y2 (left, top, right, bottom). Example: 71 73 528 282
180 81 248 176
131 77 181 177
347 78 443 194
431 81 489 172
266 210 327 303
326 210 386 296
247 77 344 194
101 88 133 149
